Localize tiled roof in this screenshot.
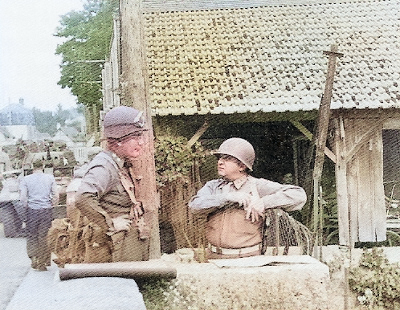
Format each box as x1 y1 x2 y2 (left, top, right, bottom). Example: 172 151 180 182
143 0 400 116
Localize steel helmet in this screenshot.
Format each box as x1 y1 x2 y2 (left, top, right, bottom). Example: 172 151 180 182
103 106 146 139
215 138 255 170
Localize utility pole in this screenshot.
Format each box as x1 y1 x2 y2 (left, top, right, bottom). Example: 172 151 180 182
119 0 161 258
312 44 343 258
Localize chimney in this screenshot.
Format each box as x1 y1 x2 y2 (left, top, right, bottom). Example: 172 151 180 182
19 98 24 105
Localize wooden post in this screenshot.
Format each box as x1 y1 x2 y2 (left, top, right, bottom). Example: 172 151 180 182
312 45 343 254
119 0 161 259
334 117 350 246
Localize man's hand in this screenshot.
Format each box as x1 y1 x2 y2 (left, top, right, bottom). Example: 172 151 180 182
131 204 144 221
225 192 252 208
245 198 265 222
111 215 132 232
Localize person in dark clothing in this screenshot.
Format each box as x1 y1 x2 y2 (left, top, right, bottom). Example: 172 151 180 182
20 161 59 271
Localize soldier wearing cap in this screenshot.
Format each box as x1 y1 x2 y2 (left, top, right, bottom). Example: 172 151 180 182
75 106 150 262
189 137 307 259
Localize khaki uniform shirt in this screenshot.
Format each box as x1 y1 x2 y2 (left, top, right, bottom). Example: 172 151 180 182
189 175 307 249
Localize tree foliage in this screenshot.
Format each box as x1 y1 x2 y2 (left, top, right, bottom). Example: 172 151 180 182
154 136 208 188
55 0 118 132
32 105 82 136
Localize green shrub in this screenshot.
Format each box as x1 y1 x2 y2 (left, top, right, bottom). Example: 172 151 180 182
139 278 197 310
138 279 171 310
349 248 400 309
154 136 207 188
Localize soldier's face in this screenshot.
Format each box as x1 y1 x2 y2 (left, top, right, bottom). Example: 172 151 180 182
116 132 146 161
217 155 243 181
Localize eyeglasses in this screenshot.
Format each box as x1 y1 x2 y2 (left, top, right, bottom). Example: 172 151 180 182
217 154 240 163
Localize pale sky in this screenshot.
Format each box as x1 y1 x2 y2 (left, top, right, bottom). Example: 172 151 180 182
0 0 84 112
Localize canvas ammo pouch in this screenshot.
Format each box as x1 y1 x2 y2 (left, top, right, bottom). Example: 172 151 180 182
82 222 112 263
47 216 112 267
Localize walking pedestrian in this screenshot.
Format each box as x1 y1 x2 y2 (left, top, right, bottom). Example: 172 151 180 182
20 160 59 271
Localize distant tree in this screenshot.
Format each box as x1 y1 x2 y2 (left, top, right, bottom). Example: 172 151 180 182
55 0 118 135
33 108 57 135
55 103 71 127
32 105 83 137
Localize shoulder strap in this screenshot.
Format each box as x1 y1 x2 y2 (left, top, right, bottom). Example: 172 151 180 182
95 151 140 205
118 166 140 206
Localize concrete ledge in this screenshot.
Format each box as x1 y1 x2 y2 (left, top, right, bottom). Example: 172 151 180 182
321 245 400 266
169 254 330 310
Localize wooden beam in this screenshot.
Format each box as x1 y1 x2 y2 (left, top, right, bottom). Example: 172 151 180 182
187 121 210 147
290 120 336 163
156 110 319 124
290 120 313 140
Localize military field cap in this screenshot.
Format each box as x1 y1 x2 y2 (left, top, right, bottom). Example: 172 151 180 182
103 106 146 139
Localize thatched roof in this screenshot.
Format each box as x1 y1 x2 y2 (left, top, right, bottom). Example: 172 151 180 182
142 0 400 116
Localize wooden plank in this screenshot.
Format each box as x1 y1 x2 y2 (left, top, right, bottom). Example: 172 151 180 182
334 117 350 246
343 118 387 243
356 128 375 241
347 156 359 245
187 121 210 147
344 119 387 164
336 157 350 245
371 129 386 242
346 119 359 245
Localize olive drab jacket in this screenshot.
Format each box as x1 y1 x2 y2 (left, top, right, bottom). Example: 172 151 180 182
75 151 150 262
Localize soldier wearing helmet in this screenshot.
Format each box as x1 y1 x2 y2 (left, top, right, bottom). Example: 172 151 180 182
75 106 151 262
189 137 307 259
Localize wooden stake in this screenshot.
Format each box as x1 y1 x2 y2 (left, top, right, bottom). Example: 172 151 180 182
312 45 343 254
313 45 343 181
